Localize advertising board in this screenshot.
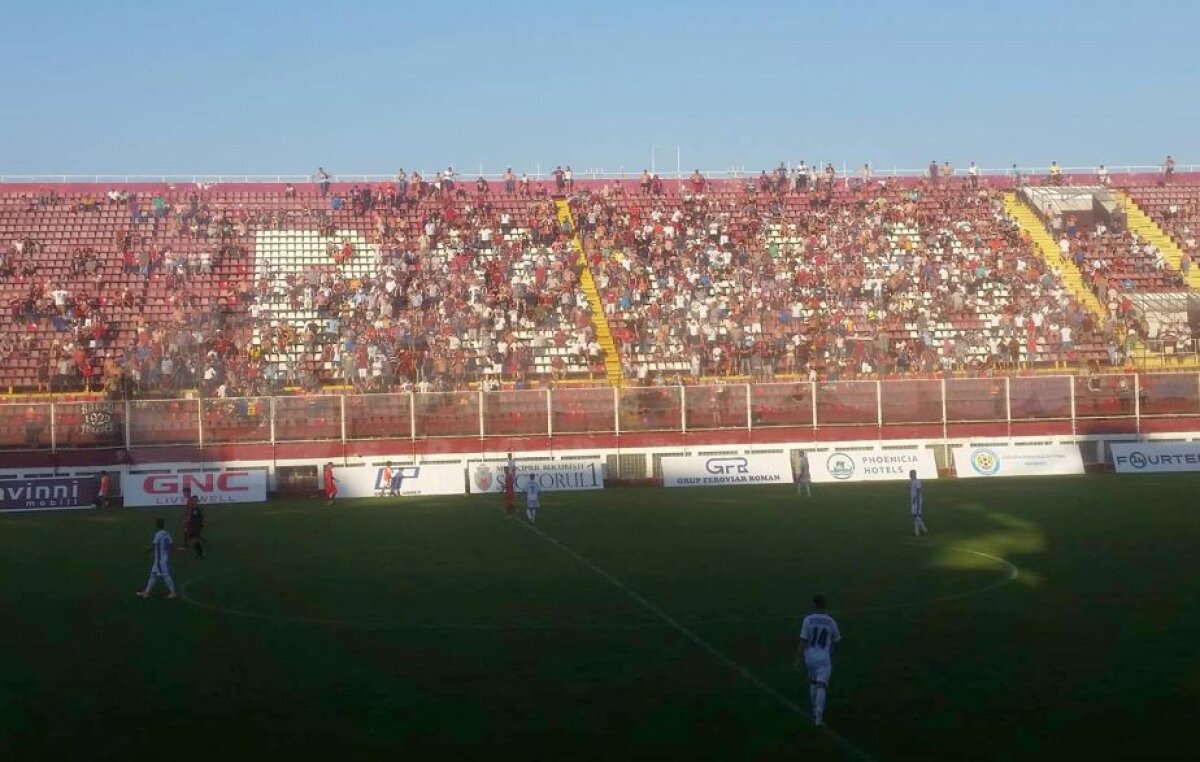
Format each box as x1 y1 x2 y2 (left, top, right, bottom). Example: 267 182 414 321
124 471 268 507
335 463 465 498
467 460 605 493
808 450 939 483
1111 442 1200 473
0 477 97 512
952 445 1085 478
662 454 793 488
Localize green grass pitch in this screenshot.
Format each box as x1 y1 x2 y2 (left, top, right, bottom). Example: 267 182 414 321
2 474 1199 760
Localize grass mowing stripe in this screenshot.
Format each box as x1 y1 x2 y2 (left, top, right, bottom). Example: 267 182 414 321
517 519 878 762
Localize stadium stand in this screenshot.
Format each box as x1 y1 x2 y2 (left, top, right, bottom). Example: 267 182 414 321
1123 185 1200 290
3 173 1198 398
0 183 602 395
573 179 1130 382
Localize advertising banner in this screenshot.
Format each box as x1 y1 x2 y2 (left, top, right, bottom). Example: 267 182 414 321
467 460 605 494
124 470 268 507
808 450 938 483
336 463 465 498
662 453 792 488
1111 442 1200 473
953 445 1084 478
0 477 97 512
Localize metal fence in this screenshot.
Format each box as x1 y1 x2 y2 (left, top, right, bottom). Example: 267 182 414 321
3 373 1198 452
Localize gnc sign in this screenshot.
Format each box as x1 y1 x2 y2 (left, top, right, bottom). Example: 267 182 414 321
125 470 267 507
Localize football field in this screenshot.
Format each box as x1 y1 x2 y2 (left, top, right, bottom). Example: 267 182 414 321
2 474 1198 760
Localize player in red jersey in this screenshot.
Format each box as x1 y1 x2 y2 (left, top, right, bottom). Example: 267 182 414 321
502 466 516 517
378 462 395 497
94 470 112 509
323 462 338 505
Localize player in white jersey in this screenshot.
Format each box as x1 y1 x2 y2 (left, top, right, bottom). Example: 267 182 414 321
524 478 541 523
796 451 812 497
909 469 928 536
136 518 177 599
795 594 841 726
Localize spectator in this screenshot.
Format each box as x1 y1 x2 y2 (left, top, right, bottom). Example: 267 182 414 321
1049 161 1062 185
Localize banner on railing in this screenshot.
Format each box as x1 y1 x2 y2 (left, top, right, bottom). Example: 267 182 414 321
1111 442 1200 473
808 449 939 483
125 471 268 507
335 463 465 498
0 477 97 512
662 453 792 488
467 460 605 494
80 402 118 437
952 445 1084 478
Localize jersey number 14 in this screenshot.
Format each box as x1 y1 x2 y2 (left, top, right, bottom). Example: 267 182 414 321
810 627 830 649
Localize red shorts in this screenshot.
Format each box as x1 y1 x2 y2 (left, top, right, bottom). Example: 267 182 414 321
503 491 514 506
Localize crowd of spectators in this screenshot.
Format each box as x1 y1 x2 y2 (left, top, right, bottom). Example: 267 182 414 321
2 180 609 399
4 166 1199 401
1066 226 1185 293
1134 186 1199 278
251 193 601 394
569 177 1142 384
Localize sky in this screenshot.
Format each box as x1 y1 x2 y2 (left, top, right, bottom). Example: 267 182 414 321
3 0 1197 177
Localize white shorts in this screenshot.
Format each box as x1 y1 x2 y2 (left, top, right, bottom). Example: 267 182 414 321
151 560 171 577
804 652 832 684
526 501 539 509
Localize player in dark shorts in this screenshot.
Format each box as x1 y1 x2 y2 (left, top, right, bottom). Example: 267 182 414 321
183 488 206 559
502 466 516 517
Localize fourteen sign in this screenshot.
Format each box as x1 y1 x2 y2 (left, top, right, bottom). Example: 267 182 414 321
1111 442 1200 473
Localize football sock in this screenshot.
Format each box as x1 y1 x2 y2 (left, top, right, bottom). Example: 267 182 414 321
814 685 826 718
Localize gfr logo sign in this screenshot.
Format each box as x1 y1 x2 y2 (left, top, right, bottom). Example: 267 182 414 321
705 457 749 475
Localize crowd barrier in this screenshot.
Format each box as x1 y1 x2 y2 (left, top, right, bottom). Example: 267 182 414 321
2 374 1199 453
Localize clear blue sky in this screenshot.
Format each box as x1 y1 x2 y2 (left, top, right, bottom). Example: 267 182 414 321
4 0 1196 176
